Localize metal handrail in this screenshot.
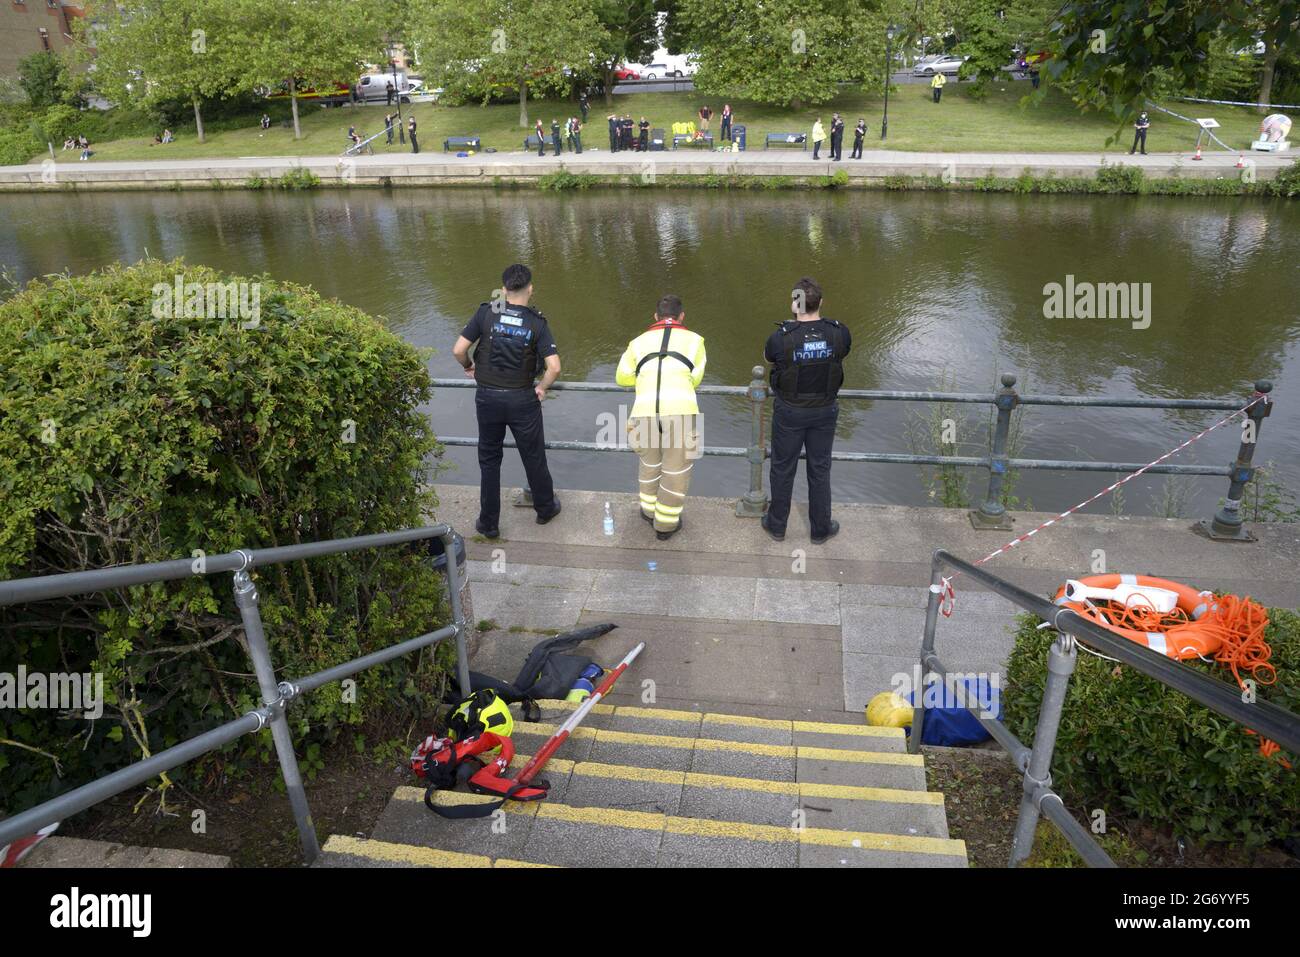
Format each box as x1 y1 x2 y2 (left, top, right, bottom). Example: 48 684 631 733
430 371 1275 537
911 549 1300 867
0 525 469 864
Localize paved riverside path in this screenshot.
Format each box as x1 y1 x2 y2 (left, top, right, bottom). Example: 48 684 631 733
433 484 1300 720
1 146 1290 190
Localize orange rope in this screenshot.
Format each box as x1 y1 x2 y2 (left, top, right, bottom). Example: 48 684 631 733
1072 593 1289 768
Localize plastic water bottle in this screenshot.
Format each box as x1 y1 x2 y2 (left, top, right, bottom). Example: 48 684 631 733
603 501 614 536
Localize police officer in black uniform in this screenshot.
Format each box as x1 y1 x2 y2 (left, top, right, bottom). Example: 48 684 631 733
761 277 850 544
452 264 563 538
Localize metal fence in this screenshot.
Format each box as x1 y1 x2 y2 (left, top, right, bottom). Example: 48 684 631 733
432 371 1275 538
0 526 470 865
914 549 1300 866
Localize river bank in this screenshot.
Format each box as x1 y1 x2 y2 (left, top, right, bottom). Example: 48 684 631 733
2 147 1296 194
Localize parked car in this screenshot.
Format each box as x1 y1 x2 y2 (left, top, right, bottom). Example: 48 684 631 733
912 54 968 76
640 62 684 79
613 66 641 81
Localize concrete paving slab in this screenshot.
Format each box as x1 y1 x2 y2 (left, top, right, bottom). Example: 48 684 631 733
467 560 598 591
586 568 757 620
657 830 798 868
690 746 796 782
753 577 843 625
678 783 799 828
562 770 684 816
798 842 967 868
18 836 230 868
797 795 950 839
469 581 588 631
699 715 792 746
521 817 661 868
796 753 927 791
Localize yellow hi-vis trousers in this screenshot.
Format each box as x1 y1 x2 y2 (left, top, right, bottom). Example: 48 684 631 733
628 414 699 532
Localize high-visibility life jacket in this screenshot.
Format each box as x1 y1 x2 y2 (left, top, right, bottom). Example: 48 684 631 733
615 319 707 418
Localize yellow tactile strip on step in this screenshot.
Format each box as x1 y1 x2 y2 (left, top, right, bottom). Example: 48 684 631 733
514 722 923 765
397 758 943 806
530 701 905 739
321 834 555 868
385 794 965 858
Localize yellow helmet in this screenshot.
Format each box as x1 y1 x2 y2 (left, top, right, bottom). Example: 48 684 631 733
865 690 913 729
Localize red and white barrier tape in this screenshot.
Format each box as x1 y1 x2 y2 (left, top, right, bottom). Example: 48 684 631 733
936 392 1269 617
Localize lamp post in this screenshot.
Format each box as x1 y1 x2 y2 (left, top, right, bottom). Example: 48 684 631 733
391 53 406 145
881 23 897 140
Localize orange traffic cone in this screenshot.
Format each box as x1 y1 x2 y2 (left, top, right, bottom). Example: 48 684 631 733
1192 145 1203 160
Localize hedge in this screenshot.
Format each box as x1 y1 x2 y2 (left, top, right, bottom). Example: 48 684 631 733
0 259 447 816
1003 607 1300 849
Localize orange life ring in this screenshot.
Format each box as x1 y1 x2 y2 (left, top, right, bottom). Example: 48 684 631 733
1053 573 1221 660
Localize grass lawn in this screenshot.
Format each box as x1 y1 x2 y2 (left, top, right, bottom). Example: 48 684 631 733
56 83 1273 164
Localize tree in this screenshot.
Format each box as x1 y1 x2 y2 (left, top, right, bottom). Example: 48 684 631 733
677 0 886 109
16 51 68 109
408 0 605 127
85 0 242 143
234 0 386 139
592 0 660 106
1047 0 1299 123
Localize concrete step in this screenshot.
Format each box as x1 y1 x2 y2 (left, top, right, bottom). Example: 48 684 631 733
506 719 925 791
316 834 554 868
365 790 965 868
530 699 906 752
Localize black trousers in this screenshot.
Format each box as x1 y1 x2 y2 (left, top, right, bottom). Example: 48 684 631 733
933 87 942 103
475 387 556 527
851 135 863 159
1130 129 1147 154
721 118 732 140
410 132 419 153
813 139 822 159
831 132 842 160
766 400 838 538
552 133 562 155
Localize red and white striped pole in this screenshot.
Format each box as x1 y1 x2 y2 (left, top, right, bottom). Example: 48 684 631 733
514 642 646 785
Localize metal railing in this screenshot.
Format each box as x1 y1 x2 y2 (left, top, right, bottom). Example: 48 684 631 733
0 525 470 865
432 370 1274 537
913 549 1300 866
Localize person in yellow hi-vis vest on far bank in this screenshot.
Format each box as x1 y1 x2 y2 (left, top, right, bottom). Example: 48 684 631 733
931 71 947 103
615 295 707 541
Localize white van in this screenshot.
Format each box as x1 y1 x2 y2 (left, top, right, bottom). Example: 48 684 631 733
356 72 422 103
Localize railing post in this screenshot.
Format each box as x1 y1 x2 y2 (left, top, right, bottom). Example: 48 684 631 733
1199 379 1273 542
438 529 473 697
1009 633 1077 866
908 556 947 754
736 365 769 517
971 374 1018 530
232 558 321 865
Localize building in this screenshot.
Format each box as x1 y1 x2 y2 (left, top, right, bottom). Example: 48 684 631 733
1 1 85 81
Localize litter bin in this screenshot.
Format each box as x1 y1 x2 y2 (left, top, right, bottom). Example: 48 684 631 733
733 124 746 151
427 531 477 655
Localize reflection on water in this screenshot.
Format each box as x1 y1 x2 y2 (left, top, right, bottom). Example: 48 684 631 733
3 188 1297 517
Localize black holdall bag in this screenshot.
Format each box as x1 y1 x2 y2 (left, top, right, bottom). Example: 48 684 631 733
456 623 617 720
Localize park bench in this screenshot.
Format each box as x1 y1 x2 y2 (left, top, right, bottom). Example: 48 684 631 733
672 133 713 150
443 135 481 152
764 132 807 150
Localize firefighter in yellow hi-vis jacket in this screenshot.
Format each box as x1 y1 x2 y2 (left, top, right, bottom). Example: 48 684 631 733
615 295 707 541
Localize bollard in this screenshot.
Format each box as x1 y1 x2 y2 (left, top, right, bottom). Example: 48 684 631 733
232 563 321 864
970 374 1018 530
736 365 770 517
1198 380 1273 542
1009 633 1077 866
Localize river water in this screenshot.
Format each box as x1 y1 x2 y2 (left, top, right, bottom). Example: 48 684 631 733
4 188 1298 518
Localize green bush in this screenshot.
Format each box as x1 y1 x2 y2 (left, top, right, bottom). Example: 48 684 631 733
1094 162 1145 193
1267 159 1300 199
277 167 319 190
39 104 80 144
0 259 448 816
0 127 41 166
1003 609 1300 849
538 169 599 190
